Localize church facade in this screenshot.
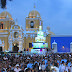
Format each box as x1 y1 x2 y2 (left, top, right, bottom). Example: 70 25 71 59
0 10 52 52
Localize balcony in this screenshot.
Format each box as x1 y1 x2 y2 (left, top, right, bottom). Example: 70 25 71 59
0 29 9 34
26 28 39 31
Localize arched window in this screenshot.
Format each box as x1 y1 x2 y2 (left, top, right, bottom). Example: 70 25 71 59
0 22 4 29
14 32 18 38
30 21 34 28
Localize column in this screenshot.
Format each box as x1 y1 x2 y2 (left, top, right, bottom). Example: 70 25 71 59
2 41 4 51
9 41 12 51
19 41 23 51
2 45 4 51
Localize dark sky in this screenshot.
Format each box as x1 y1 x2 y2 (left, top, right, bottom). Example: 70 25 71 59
0 0 72 35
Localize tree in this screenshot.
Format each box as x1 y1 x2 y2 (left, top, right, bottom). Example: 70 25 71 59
0 0 13 9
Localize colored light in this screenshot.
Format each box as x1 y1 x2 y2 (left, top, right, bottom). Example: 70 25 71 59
39 26 42 31
43 43 44 44
63 46 64 48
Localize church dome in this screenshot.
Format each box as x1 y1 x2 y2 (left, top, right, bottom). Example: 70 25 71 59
0 11 12 18
28 10 41 18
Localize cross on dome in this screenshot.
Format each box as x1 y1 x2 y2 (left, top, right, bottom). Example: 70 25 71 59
16 19 18 25
34 3 36 9
34 0 36 9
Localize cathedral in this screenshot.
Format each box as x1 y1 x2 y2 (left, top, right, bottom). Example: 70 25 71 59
0 9 54 52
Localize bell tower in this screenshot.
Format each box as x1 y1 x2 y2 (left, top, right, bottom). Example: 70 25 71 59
26 4 43 31
24 4 43 50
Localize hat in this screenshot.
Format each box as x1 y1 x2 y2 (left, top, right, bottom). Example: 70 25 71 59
16 64 19 67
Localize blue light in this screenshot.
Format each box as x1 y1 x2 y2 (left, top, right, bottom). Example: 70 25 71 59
43 43 45 44
32 42 33 47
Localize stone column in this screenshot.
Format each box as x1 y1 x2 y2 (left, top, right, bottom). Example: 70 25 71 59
2 45 4 51
2 41 5 51
9 41 12 51
19 41 23 51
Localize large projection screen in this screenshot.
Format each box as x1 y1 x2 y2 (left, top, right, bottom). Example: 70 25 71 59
32 43 48 48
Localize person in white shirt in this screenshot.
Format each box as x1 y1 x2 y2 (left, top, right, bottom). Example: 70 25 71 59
70 61 72 72
15 54 19 58
3 56 8 61
60 61 66 72
59 63 62 72
14 64 21 72
41 61 46 71
51 66 59 72
3 65 7 72
51 62 59 72
65 63 69 72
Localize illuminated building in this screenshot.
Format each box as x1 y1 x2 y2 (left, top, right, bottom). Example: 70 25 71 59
0 10 53 52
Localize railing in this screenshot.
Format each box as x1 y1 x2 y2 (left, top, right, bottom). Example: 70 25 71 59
0 29 9 33
3 51 48 56
1 51 71 56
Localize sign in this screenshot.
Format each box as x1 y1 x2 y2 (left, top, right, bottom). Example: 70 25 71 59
32 43 48 48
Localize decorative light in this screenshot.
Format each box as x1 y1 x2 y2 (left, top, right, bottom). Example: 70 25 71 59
39 46 40 48
63 46 64 48
19 36 21 38
26 27 28 28
39 26 42 31
43 43 45 44
6 27 7 29
10 18 13 20
1 17 5 19
14 44 16 46
1 22 3 24
29 17 32 18
33 16 35 18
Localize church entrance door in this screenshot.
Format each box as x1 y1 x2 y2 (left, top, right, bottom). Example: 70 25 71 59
0 47 2 52
13 43 19 52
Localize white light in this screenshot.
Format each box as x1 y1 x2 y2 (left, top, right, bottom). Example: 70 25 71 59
51 66 54 69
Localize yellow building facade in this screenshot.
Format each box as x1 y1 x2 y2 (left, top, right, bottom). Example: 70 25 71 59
0 10 52 52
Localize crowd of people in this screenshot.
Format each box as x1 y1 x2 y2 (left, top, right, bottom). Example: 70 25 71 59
0 53 72 72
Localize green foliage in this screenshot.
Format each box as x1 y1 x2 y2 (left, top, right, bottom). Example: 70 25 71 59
0 0 13 9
